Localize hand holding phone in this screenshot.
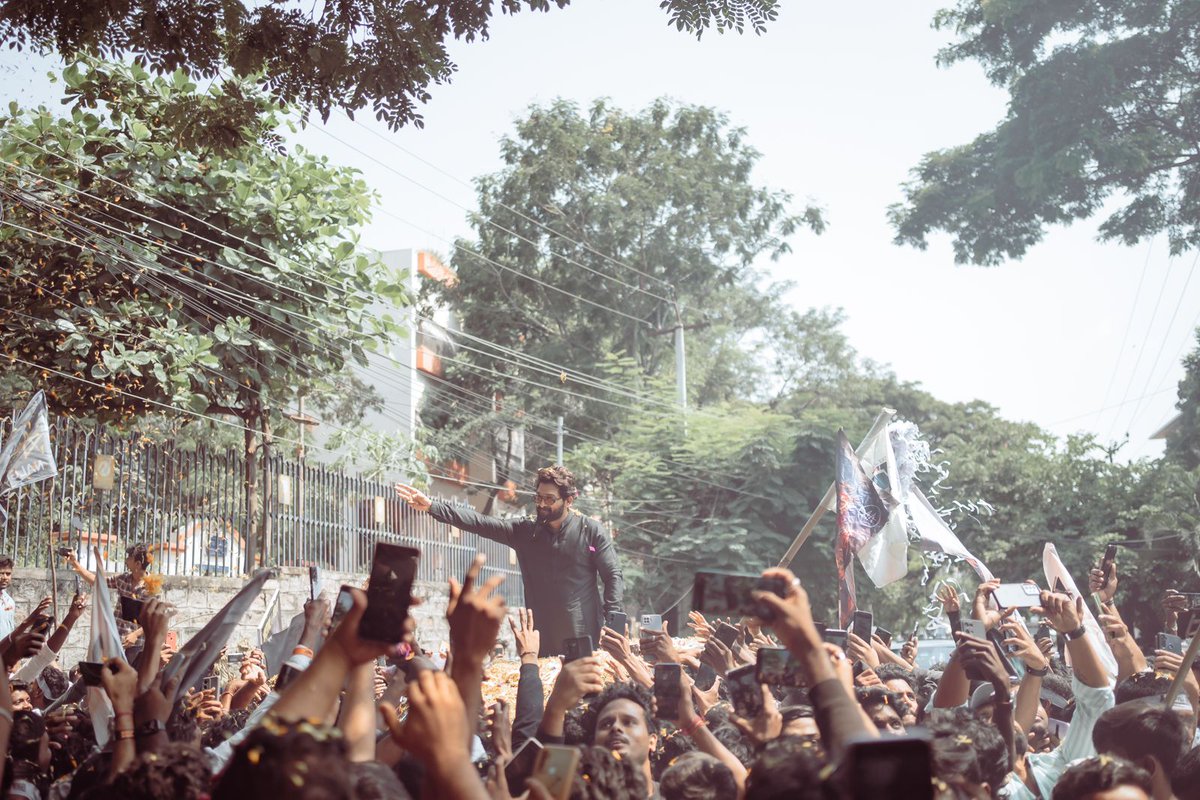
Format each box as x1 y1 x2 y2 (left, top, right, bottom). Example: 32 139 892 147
531 744 581 800
726 664 764 718
653 663 683 720
563 636 594 663
605 611 628 634
360 543 419 643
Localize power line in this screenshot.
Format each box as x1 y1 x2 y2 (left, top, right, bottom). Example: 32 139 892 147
1108 251 1176 441
1097 238 1154 423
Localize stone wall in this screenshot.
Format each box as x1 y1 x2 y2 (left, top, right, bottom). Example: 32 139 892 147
8 567 454 670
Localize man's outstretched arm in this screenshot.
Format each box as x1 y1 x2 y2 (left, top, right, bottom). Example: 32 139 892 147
395 483 517 546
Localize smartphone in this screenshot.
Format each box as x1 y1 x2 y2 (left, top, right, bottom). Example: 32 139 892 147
714 621 741 649
1100 544 1118 581
164 630 178 650
640 614 663 633
308 565 319 601
56 547 72 558
824 628 849 650
653 663 683 718
78 661 104 687
958 618 987 640
987 629 1019 678
692 570 789 621
874 627 893 648
992 583 1041 608
359 543 419 643
562 636 593 663
119 596 146 624
1180 609 1200 639
504 739 544 793
329 585 355 633
32 615 54 635
605 611 628 634
756 646 805 687
531 744 581 800
1035 622 1052 641
226 651 245 664
202 674 220 693
727 664 764 718
1180 592 1200 609
1157 632 1184 656
843 735 934 800
851 610 873 643
275 663 300 691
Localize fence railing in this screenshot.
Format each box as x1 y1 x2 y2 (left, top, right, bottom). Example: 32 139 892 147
0 416 523 606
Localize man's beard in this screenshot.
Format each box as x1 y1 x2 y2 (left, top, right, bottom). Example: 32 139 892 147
536 505 559 524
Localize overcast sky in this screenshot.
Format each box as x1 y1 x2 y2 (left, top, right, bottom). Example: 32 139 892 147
5 0 1197 461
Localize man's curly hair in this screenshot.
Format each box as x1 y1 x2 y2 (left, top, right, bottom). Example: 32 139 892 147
580 681 653 745
107 743 212 800
536 465 579 500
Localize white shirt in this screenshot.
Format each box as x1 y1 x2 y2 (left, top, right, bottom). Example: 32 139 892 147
0 589 16 641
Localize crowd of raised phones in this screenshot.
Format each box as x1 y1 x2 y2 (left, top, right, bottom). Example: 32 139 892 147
0 549 1197 800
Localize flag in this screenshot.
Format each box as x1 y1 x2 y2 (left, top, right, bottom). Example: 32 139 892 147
87 547 126 747
854 423 909 588
1043 543 1118 681
160 569 272 705
261 610 307 677
909 488 994 582
0 390 57 495
835 430 890 626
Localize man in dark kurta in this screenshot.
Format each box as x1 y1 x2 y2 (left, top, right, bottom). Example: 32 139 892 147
395 465 624 656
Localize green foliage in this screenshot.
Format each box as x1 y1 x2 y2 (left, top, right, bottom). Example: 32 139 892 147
1166 330 1200 469
0 58 404 438
890 0 1200 264
0 0 780 133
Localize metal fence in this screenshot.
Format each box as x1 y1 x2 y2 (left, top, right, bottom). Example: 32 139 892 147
0 415 523 605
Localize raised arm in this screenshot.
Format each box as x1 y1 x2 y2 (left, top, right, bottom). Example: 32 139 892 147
62 551 98 586
396 483 517 546
1034 591 1109 689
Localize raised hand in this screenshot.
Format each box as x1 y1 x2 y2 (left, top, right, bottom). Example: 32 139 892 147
687 610 715 640
380 669 471 769
394 483 433 513
486 699 513 760
547 656 606 713
700 635 738 676
936 583 961 615
846 632 880 669
447 554 507 667
508 607 541 664
1032 591 1083 634
640 620 680 665
1088 558 1118 603
1001 618 1050 672
973 579 1004 631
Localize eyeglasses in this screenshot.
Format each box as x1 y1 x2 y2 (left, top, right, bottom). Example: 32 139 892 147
534 494 562 506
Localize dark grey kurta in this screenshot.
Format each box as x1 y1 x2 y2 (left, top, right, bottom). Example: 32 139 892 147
428 501 624 656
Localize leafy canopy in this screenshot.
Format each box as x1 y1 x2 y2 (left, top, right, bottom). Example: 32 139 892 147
0 0 780 131
890 0 1200 265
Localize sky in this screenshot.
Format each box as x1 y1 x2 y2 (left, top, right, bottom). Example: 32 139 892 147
4 0 1198 461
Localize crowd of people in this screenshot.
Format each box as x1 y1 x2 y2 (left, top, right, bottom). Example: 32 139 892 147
0 541 1197 799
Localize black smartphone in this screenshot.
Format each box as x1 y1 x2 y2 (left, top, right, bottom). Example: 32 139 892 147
1035 622 1052 641
824 628 849 650
727 664 764 718
756 646 805 687
696 663 718 691
1157 632 1184 656
78 661 104 687
329 584 355 633
56 547 72 558
605 611 628 634
714 621 741 649
987 629 1019 678
562 636 593 663
851 610 873 643
119 596 146 624
1100 544 1118 581
359 543 419 643
308 565 319 601
843 735 935 800
653 663 683 718
32 615 54 635
275 663 301 691
875 627 893 648
504 738 544 793
692 570 788 621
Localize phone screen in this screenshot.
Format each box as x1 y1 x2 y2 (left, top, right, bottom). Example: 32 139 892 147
504 739 544 792
1101 544 1118 578
329 585 355 633
359 543 419 643
605 611 628 634
845 736 934 800
714 622 740 648
563 636 593 663
755 646 805 687
851 610 873 642
692 570 787 619
78 662 104 687
824 628 849 650
727 664 764 718
654 663 682 717
874 627 893 648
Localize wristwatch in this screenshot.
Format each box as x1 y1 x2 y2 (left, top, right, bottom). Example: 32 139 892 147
1026 664 1050 677
1064 625 1088 642
135 719 167 738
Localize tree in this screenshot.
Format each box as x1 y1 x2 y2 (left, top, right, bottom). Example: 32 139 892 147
889 0 1200 265
0 58 407 563
1166 329 1200 470
0 0 780 132
422 97 823 501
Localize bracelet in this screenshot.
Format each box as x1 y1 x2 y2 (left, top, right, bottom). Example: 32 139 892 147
519 651 539 660
1065 626 1087 642
682 715 707 736
292 645 314 659
115 728 136 741
1026 664 1050 677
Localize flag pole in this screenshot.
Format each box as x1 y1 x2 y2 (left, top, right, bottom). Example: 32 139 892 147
777 407 895 569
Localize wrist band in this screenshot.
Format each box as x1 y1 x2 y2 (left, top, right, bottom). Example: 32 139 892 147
1026 665 1050 677
1065 626 1087 641
292 645 314 659
115 728 136 741
682 715 707 736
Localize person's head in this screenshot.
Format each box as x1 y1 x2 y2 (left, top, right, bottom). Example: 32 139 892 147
1171 744 1200 800
213 721 352 800
1093 704 1189 797
857 687 906 735
585 682 656 771
31 666 69 708
106 743 213 800
1051 755 1153 800
571 744 648 800
534 465 578 524
10 710 49 769
1115 671 1197 741
348 761 412 800
779 704 820 742
743 735 825 800
660 751 738 800
927 707 1011 798
125 542 151 573
0 555 13 590
874 665 918 726
9 680 32 712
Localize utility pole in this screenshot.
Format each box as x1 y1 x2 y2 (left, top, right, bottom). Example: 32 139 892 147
672 299 687 415
556 416 564 465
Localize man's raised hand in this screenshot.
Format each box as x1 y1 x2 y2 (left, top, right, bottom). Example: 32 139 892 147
394 483 433 513
447 554 507 667
508 607 541 664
